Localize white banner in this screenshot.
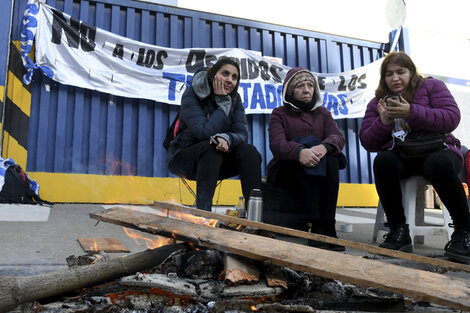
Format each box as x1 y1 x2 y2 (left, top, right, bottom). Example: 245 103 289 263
22 0 383 119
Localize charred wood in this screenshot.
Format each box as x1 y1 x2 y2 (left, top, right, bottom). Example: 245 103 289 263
0 243 187 313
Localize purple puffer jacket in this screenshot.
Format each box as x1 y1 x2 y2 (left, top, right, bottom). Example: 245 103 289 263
359 77 462 160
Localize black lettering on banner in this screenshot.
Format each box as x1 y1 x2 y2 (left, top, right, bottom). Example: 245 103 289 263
247 59 259 79
240 59 248 80
113 44 124 59
51 8 96 51
153 50 168 70
348 75 358 91
136 48 157 68
269 65 283 83
357 73 367 89
185 49 206 73
145 50 156 67
136 48 145 66
317 76 326 90
205 55 217 68
338 76 346 91
259 61 270 81
78 23 96 52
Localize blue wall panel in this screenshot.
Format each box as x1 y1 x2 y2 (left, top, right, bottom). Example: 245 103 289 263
9 0 408 183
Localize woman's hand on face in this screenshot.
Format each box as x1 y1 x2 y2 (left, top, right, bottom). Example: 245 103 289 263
378 99 394 125
215 137 229 153
213 75 227 96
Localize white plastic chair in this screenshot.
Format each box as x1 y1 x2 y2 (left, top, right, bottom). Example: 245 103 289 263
373 175 453 246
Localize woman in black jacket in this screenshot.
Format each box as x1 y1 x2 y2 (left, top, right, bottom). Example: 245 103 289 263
167 57 262 211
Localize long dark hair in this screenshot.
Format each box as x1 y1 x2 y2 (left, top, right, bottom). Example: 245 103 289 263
375 51 425 102
207 57 241 98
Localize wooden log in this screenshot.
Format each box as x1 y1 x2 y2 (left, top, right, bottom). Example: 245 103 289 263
224 254 260 285
151 201 470 273
90 206 470 311
0 244 186 313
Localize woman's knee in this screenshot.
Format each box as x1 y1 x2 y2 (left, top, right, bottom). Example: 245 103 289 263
423 151 460 178
236 144 262 163
373 150 401 175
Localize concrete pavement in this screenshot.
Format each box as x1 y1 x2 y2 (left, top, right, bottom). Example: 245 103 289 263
0 203 459 276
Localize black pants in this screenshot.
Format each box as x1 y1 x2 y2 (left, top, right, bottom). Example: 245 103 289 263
269 154 340 222
170 141 262 211
373 149 470 230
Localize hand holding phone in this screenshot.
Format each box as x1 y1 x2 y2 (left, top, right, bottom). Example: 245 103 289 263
210 136 219 146
384 94 401 107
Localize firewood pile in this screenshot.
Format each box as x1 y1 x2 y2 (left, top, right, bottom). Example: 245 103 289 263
2 202 469 313
7 245 413 313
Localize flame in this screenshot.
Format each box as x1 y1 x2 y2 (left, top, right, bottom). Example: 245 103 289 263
90 253 104 264
123 227 173 249
155 201 219 228
251 305 259 311
88 241 99 252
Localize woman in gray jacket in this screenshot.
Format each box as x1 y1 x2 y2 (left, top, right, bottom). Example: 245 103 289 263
167 57 262 212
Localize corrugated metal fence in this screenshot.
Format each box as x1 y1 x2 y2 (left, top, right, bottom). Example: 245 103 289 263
9 0 408 184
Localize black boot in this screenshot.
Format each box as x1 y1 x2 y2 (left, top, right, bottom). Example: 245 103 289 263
379 223 412 252
322 219 346 252
444 229 470 263
306 221 326 248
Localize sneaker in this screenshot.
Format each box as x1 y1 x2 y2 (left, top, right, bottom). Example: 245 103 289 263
379 223 413 252
444 229 470 263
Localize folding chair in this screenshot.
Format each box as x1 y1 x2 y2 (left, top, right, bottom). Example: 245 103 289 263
177 175 223 207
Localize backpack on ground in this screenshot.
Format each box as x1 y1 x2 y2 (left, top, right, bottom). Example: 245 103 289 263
0 159 50 205
163 109 181 150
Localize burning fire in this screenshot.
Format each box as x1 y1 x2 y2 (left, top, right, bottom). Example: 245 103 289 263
123 227 173 249
167 210 219 227
88 241 99 252
154 200 220 228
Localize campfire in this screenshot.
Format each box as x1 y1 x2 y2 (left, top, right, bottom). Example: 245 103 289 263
1 202 470 313
7 245 407 313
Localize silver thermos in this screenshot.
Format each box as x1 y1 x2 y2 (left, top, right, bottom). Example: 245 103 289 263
247 189 263 222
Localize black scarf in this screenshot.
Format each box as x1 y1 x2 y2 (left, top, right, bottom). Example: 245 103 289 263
285 95 315 112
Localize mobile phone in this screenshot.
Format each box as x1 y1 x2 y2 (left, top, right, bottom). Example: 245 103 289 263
384 94 401 107
210 136 219 145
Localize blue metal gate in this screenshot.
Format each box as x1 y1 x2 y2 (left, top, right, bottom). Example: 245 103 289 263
8 0 408 185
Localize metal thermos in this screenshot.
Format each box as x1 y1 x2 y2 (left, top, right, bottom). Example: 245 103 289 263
247 189 263 222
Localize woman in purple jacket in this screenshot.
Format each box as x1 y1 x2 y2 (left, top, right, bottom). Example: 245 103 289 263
359 52 470 262
267 67 346 251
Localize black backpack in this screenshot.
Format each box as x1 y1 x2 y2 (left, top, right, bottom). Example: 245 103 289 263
0 165 49 204
163 109 181 150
